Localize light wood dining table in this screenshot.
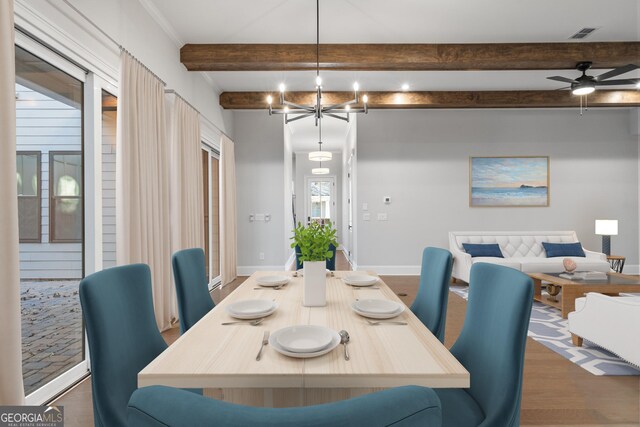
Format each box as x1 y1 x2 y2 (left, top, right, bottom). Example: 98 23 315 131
139 271 470 407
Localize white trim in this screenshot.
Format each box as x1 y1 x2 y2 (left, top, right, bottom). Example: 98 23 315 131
201 117 222 151
356 265 422 275
237 265 289 276
25 363 88 405
14 31 86 82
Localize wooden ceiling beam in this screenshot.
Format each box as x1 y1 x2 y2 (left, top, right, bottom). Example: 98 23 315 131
182 42 640 71
219 90 640 109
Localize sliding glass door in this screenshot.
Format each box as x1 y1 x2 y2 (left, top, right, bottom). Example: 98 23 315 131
202 146 221 287
15 45 87 399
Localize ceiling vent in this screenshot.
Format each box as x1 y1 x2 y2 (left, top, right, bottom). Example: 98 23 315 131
569 27 598 39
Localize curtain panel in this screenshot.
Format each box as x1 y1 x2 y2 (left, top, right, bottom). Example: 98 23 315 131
0 0 26 404
116 51 175 330
220 135 237 286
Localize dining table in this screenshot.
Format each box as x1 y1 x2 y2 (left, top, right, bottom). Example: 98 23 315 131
138 271 470 407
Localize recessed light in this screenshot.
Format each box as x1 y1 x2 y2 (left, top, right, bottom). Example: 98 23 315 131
401 83 409 91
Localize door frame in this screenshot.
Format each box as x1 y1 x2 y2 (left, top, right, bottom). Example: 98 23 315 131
201 143 222 290
304 175 337 229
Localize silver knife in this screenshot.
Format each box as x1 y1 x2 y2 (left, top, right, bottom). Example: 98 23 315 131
256 330 270 361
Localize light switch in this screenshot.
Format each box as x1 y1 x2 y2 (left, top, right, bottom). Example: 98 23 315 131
249 214 254 222
363 213 371 221
362 203 368 211
377 213 388 221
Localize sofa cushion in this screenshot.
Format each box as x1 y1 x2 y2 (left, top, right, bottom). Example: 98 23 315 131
517 257 610 274
462 243 504 258
471 257 521 271
542 242 585 258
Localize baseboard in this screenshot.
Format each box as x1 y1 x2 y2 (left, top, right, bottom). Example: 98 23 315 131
237 265 287 276
356 265 421 275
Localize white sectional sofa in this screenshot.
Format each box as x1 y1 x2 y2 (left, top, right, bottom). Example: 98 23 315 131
569 293 640 368
449 231 610 283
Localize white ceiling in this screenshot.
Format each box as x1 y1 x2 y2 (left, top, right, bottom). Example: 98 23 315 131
148 0 640 91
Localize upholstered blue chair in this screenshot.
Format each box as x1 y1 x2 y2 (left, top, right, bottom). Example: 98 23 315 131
295 243 337 271
80 264 171 427
128 385 442 427
434 263 533 427
172 248 215 334
410 247 453 342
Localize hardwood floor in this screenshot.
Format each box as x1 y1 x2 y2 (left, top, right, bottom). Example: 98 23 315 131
53 254 639 426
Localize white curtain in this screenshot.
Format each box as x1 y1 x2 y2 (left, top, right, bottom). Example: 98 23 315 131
0 0 25 404
168 93 204 260
220 135 237 286
116 51 174 330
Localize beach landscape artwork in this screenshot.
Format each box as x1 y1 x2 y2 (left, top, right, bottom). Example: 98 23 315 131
470 156 549 207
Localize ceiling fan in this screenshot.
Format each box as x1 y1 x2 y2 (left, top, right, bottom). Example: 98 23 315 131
547 62 640 95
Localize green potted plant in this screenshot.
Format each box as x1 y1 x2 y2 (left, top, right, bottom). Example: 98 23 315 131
291 220 338 306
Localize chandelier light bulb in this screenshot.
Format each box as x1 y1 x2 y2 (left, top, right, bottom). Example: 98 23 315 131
362 94 369 103
401 83 409 91
266 95 273 104
353 82 360 91
284 106 290 113
345 104 351 111
316 76 322 86
279 83 286 93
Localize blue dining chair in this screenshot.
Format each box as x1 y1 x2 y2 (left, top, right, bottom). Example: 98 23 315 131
172 248 215 334
80 264 171 427
128 385 442 427
295 243 337 271
434 263 533 427
410 247 453 343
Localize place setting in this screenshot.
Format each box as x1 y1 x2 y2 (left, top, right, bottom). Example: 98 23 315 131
222 299 278 325
352 299 407 326
342 274 380 290
262 325 347 360
253 275 291 290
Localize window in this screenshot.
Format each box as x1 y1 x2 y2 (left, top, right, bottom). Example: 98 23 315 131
49 152 83 242
202 146 221 285
17 152 41 242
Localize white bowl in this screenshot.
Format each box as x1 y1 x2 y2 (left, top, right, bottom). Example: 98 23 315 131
270 327 341 359
276 325 334 353
256 275 290 287
226 299 277 319
343 275 378 287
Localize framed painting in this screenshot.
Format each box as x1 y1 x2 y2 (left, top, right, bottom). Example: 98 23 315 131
469 156 549 207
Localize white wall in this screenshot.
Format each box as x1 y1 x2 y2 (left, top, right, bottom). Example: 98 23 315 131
233 111 286 273
356 109 640 274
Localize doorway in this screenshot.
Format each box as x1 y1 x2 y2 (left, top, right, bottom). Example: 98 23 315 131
305 176 336 227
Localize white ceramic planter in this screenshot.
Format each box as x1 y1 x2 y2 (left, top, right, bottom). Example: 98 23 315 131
303 261 326 307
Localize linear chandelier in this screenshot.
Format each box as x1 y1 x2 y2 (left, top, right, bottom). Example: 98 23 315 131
266 0 368 127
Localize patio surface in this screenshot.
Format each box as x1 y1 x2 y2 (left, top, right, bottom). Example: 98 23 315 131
21 280 83 396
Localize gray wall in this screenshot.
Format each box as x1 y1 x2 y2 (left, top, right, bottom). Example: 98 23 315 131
233 111 285 270
356 109 639 272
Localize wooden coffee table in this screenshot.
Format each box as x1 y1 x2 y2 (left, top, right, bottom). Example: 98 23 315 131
529 272 640 318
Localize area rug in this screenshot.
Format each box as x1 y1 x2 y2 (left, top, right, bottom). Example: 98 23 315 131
449 285 640 376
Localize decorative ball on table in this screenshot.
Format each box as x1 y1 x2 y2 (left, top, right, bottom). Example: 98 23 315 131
563 258 577 273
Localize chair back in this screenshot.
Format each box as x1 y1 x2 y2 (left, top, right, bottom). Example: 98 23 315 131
451 262 533 427
80 264 168 427
172 248 215 333
410 247 453 342
128 385 442 427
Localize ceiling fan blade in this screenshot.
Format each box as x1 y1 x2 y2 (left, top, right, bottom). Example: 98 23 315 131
596 64 639 81
595 78 640 86
555 86 571 91
547 76 577 84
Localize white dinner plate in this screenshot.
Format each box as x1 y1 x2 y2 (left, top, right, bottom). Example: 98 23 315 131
352 299 405 319
256 275 290 287
276 325 334 353
270 327 341 359
343 275 378 287
226 299 278 320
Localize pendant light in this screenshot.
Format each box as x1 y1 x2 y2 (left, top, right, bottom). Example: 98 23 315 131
311 117 330 174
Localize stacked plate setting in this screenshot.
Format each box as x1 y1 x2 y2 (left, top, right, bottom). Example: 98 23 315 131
225 299 278 319
343 274 378 287
352 299 405 319
256 275 290 287
270 325 341 358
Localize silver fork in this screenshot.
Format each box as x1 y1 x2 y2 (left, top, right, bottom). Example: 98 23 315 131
221 318 265 326
256 330 270 361
366 319 408 326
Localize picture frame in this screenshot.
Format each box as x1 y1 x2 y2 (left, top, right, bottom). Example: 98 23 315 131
469 156 550 207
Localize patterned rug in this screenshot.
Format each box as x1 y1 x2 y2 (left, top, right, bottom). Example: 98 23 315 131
450 285 640 376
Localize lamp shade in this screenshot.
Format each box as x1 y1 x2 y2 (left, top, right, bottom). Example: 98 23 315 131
312 167 330 175
595 219 618 236
309 151 332 162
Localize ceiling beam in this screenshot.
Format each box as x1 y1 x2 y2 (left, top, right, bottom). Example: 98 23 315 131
219 90 640 109
182 42 640 71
